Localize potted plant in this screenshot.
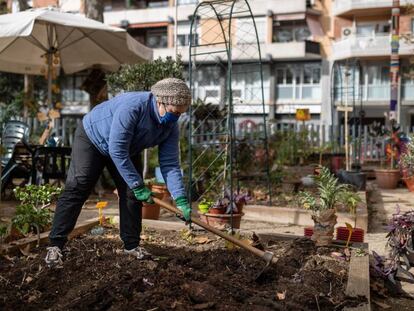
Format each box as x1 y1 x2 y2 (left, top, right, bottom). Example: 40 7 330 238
399 136 414 192
370 120 402 189
336 190 365 243
298 166 354 246
199 191 249 229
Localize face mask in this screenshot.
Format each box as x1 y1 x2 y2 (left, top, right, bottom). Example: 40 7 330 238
160 111 180 124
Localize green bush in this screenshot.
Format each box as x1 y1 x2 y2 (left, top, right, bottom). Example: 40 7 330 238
12 184 62 246
106 56 185 93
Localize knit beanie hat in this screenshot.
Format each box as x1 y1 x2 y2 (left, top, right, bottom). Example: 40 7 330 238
151 78 192 106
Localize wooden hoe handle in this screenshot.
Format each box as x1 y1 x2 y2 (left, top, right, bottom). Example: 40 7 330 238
152 197 276 264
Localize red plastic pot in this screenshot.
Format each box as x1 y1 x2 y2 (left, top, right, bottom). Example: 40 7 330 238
336 227 365 243
304 227 314 237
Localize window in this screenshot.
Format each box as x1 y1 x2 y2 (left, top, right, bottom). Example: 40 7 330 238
232 64 270 104
237 17 266 44
60 74 90 114
356 21 390 36
177 21 199 46
276 64 321 101
273 20 311 43
131 0 169 8
146 29 168 48
177 0 198 4
412 18 414 32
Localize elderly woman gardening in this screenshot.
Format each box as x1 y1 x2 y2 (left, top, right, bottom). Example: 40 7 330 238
45 78 192 267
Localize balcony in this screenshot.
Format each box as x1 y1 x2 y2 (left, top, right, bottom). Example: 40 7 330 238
153 41 320 62
333 0 411 16
103 0 310 27
332 34 414 60
333 83 414 105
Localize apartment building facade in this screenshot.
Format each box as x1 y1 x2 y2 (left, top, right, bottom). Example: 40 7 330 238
331 0 414 128
103 0 328 125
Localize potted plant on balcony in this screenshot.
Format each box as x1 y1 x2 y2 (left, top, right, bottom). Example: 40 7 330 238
399 135 414 192
298 166 354 246
370 120 402 189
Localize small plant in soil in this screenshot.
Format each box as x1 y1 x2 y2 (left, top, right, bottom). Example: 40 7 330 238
339 190 362 228
12 184 61 247
0 224 8 244
373 207 414 284
298 166 355 246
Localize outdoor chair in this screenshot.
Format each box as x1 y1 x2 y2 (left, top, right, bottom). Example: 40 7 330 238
0 120 31 195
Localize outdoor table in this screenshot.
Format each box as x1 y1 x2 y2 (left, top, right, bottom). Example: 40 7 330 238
30 145 72 185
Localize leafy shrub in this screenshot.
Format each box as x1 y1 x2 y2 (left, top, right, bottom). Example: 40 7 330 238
298 166 354 213
12 185 62 246
106 56 184 93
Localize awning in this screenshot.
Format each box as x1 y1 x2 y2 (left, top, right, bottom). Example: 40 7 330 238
128 22 169 29
306 14 324 38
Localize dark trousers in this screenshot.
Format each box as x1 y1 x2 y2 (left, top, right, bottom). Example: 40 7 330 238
49 123 142 250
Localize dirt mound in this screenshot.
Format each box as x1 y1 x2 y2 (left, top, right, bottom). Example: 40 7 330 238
0 228 365 310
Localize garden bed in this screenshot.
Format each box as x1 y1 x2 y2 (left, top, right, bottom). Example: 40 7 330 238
244 191 368 232
0 227 368 310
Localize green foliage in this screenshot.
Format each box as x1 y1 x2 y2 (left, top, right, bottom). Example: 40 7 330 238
106 56 185 93
298 166 354 213
12 204 52 235
270 129 316 166
400 136 414 177
12 185 62 239
0 224 8 240
13 184 62 207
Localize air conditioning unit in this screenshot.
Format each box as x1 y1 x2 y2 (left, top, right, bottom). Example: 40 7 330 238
341 27 353 39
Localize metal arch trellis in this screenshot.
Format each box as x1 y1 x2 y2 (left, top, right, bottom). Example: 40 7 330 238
330 58 364 169
187 0 272 229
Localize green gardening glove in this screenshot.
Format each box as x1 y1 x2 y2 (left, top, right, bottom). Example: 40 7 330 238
132 185 154 204
175 196 192 222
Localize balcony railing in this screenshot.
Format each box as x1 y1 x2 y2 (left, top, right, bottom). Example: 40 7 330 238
334 83 414 101
333 0 410 16
332 33 414 60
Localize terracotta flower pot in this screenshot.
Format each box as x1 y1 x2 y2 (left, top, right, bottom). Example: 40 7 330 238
142 202 160 220
199 212 244 229
403 175 414 192
311 209 337 246
236 202 245 214
374 169 400 189
209 207 226 215
151 183 173 210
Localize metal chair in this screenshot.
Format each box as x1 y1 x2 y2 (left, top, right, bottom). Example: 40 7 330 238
0 120 30 193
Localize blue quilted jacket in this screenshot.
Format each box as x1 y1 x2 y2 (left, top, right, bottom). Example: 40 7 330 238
82 91 185 199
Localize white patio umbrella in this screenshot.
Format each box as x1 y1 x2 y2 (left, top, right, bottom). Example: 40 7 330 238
0 7 153 106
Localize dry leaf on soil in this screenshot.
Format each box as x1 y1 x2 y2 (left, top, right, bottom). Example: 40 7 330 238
194 236 210 244
276 290 286 300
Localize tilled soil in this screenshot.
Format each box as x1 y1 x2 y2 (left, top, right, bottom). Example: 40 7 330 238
0 227 366 310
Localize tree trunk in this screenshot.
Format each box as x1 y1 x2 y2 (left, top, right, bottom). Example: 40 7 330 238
84 0 104 22
17 0 30 11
